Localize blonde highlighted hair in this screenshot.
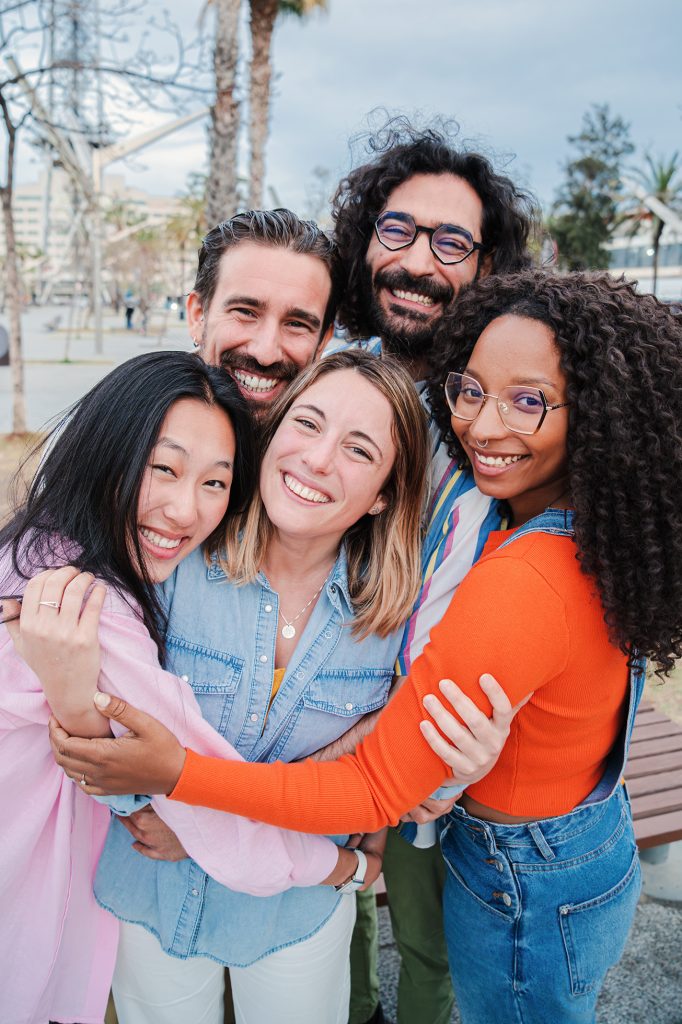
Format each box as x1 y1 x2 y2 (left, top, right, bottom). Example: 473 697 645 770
217 349 430 639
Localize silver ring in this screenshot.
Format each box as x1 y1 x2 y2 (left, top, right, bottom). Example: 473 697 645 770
80 773 87 787
38 600 61 609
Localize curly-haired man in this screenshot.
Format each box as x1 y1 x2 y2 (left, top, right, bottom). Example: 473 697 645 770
323 117 538 1024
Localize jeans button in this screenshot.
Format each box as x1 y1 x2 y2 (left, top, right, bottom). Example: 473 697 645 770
502 893 512 907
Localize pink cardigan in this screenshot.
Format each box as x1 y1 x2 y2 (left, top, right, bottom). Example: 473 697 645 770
0 562 338 1024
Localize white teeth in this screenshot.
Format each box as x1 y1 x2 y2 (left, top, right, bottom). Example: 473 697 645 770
140 527 182 549
391 288 435 307
283 473 331 504
475 453 526 468
232 369 279 392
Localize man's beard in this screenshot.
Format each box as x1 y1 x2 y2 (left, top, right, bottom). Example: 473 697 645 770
362 265 456 360
218 351 299 415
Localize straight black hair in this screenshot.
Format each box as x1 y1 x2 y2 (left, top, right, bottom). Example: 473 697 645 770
1 351 257 656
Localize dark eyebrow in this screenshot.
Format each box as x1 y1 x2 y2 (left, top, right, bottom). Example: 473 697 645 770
155 438 233 470
287 307 321 330
465 369 558 390
221 295 320 331
512 377 558 389
292 405 384 458
222 294 265 312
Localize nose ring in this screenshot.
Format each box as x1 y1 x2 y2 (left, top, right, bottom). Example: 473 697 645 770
476 438 489 449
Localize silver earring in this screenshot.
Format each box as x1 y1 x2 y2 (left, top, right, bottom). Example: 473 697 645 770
369 504 382 515
192 336 200 349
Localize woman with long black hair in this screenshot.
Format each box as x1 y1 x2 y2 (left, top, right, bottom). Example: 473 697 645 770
0 351 381 1024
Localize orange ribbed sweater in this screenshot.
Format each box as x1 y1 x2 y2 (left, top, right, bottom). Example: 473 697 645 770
170 530 629 832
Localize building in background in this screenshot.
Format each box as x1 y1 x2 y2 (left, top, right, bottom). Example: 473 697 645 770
1 168 186 306
607 221 682 301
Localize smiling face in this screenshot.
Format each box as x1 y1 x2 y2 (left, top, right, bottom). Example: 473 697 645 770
451 314 570 526
136 398 236 581
187 242 333 416
364 172 489 362
259 369 397 546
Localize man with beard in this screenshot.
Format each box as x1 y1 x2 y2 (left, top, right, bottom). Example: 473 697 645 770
324 120 538 1024
187 208 343 415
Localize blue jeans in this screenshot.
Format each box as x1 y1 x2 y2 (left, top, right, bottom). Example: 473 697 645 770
440 784 641 1024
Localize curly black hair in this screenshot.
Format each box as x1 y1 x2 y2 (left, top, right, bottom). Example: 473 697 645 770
427 270 682 674
332 115 540 338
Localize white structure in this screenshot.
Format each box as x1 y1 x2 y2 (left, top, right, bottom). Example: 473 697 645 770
608 220 682 300
4 168 186 303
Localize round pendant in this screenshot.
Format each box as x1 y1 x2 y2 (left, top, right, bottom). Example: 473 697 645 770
281 624 296 640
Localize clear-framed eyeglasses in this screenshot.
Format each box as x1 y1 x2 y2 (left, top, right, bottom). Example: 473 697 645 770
444 372 570 436
374 211 487 266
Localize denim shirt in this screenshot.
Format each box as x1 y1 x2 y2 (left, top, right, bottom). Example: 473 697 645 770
95 545 401 965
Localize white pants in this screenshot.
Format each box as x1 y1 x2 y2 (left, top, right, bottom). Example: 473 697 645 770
112 895 356 1024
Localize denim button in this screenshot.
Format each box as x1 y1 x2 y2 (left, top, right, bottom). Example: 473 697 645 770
259 654 268 663
181 674 189 682
502 893 512 907
324 629 333 639
264 604 273 613
250 713 258 722
345 702 354 711
191 888 199 897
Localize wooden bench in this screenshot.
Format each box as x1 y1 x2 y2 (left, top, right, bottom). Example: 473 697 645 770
624 700 682 851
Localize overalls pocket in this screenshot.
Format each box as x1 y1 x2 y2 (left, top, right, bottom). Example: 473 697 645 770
559 846 641 996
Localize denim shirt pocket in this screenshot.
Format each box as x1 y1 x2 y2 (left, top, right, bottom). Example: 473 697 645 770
165 632 245 736
272 667 393 761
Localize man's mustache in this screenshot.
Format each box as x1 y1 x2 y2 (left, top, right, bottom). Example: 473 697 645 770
219 353 299 383
374 268 454 307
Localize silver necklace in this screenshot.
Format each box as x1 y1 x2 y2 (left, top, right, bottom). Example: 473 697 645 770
279 573 331 640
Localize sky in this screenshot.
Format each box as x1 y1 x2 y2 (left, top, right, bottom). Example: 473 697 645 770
12 0 682 215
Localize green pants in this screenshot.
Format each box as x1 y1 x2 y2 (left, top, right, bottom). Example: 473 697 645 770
349 828 454 1024
349 885 381 1024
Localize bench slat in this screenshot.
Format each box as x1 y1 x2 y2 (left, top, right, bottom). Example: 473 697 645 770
631 789 682 820
633 810 682 848
630 720 682 742
627 735 682 759
625 750 682 777
627 768 682 798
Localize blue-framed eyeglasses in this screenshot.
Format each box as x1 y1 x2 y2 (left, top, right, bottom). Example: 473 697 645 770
374 211 487 266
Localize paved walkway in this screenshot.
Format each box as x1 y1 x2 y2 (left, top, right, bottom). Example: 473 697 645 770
0 305 193 433
377 892 682 1023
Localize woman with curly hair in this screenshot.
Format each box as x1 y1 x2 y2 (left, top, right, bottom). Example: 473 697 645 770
46 272 682 1023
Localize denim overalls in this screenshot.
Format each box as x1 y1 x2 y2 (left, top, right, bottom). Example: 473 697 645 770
439 510 644 1024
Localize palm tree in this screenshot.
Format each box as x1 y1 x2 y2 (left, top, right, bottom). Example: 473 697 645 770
622 152 682 295
247 0 327 209
205 0 242 226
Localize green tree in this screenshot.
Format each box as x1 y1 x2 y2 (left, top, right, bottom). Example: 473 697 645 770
549 104 634 271
620 152 682 295
247 0 327 209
